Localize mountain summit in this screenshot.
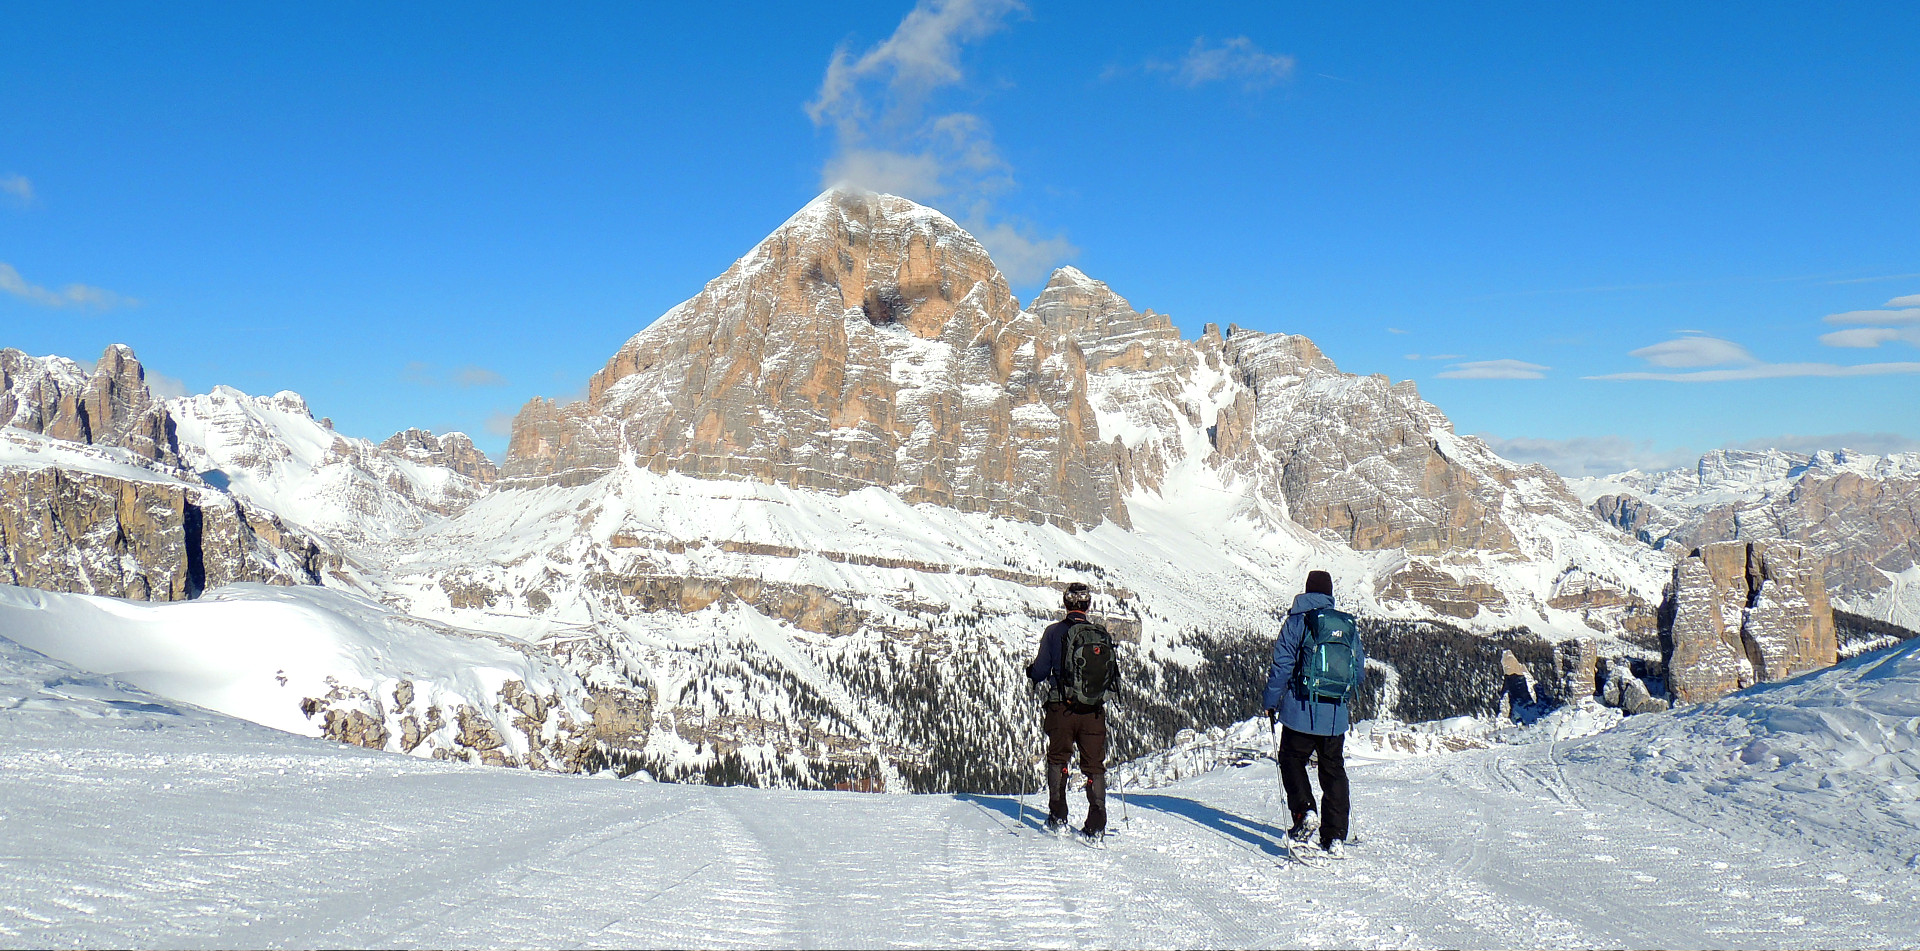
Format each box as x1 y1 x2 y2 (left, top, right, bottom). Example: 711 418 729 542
503 189 1125 530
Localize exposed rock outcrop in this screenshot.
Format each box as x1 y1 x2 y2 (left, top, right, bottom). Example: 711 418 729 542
381 428 499 484
0 436 332 599
1 345 181 465
1663 540 1836 704
501 189 1126 531
1580 449 1920 627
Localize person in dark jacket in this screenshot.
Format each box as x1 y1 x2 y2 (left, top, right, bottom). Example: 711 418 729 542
1263 569 1364 854
1027 581 1108 839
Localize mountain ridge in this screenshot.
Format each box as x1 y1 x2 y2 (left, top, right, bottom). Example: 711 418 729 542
1 188 1909 788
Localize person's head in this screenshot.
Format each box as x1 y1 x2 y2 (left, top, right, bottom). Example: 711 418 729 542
1063 581 1092 613
1305 570 1334 597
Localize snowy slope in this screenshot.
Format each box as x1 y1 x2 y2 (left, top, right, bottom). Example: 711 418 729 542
2 634 1915 948
169 386 489 557
0 583 610 765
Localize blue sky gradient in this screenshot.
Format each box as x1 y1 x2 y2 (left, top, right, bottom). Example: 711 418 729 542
3 2 1917 474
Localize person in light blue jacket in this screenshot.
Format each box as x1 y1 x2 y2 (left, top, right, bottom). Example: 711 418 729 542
1262 569 1363 853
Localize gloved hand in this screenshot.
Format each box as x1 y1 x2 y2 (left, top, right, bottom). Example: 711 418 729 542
1265 708 1277 723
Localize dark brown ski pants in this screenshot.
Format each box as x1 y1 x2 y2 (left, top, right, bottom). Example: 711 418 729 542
1043 701 1108 833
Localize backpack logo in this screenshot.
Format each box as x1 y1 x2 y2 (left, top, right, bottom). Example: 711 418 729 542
1064 621 1119 706
1295 608 1361 703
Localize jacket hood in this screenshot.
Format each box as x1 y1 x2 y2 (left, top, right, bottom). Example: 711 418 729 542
1287 592 1335 616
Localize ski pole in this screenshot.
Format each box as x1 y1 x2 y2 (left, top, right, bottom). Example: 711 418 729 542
1017 762 1031 835
1113 704 1129 826
1270 712 1286 813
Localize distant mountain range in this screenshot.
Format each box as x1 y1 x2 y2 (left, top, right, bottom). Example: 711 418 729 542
3 189 1915 789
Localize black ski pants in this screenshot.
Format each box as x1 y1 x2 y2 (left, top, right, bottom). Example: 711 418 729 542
1278 726 1350 844
1042 701 1107 833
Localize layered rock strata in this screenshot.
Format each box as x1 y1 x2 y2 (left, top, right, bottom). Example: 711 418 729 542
1663 540 1836 703
1583 449 1920 626
381 428 499 484
0 443 331 599
502 190 1125 530
1 345 181 465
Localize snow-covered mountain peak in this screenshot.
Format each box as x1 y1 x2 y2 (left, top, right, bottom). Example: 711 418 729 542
168 385 492 555
1696 447 1807 488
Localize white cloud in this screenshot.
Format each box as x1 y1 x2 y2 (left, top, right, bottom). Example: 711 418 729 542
484 411 517 437
1435 359 1550 380
806 0 1023 201
455 366 508 388
1386 327 1409 335
1164 36 1296 90
1 174 31 206
968 219 1077 286
1475 433 1698 478
0 262 136 310
1626 334 1756 368
145 371 190 400
403 363 510 388
1588 361 1920 382
805 1 1070 284
1819 326 1920 348
820 148 949 200
1887 294 1920 307
1824 307 1920 326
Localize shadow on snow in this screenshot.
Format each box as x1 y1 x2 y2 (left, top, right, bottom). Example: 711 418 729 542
954 791 1289 855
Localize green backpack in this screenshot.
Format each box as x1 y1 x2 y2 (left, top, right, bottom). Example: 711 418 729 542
1296 608 1361 703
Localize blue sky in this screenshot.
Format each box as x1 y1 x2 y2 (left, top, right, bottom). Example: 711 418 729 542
3 1 1917 475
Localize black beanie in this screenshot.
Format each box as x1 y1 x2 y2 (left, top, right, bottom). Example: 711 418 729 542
1305 570 1334 596
1063 582 1093 611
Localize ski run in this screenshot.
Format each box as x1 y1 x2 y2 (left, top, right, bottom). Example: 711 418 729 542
2 625 1916 949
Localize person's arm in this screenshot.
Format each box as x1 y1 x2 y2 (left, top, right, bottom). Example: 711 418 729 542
1028 624 1060 684
1262 614 1301 712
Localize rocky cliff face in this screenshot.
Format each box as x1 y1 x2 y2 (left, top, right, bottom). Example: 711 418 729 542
381 429 498 485
1580 449 1920 628
502 190 1125 531
1663 540 1836 704
0 431 332 599
497 191 1664 631
2 345 181 466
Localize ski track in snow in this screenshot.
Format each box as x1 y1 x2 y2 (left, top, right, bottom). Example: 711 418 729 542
3 638 1918 949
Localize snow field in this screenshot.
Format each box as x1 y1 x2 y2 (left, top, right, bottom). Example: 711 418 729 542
0 583 591 756
3 634 1917 949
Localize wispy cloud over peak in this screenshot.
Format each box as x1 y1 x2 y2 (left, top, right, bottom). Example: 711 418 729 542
806 1 1070 284
806 0 1023 200
1887 294 1920 307
0 262 135 310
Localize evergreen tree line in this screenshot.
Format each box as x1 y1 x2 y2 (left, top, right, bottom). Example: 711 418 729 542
621 608 1582 796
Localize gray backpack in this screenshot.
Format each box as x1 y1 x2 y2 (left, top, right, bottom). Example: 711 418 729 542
1063 621 1119 706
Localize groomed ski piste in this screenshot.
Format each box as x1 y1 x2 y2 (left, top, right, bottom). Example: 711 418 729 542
3 628 1917 949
